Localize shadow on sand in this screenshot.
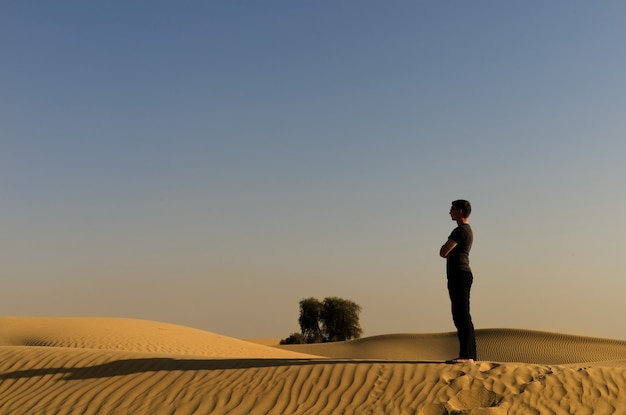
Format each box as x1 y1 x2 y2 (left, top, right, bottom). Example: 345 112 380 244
0 357 443 380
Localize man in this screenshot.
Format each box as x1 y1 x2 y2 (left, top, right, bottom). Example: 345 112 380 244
440 199 477 364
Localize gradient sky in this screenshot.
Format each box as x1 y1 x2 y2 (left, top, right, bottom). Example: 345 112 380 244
2 1 625 341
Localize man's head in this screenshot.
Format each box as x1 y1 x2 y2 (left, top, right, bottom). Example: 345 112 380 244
450 200 471 219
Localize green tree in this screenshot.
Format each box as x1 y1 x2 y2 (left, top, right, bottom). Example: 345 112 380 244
282 296 363 344
298 297 323 343
320 297 362 342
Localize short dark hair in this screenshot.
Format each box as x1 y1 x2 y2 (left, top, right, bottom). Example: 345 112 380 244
452 200 471 218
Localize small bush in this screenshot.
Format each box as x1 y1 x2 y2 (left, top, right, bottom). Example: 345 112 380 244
280 332 308 344
282 297 363 344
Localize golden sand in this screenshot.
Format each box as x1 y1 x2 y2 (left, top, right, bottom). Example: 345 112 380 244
1 317 626 414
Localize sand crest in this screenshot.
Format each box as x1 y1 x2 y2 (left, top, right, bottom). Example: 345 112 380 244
278 328 626 365
0 317 316 358
2 317 626 414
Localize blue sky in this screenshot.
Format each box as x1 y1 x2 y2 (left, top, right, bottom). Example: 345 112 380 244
2 1 626 340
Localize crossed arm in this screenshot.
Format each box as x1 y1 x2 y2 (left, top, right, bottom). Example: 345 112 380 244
439 239 457 258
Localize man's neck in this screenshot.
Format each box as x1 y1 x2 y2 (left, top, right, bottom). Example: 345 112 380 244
456 218 469 226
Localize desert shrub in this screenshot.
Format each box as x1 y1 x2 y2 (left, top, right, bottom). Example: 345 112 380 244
284 296 362 343
298 297 323 343
280 332 308 344
320 297 362 342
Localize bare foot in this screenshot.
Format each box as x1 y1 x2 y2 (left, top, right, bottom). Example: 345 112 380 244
445 358 475 364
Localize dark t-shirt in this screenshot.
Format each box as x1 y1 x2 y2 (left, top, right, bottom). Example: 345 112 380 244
447 224 473 274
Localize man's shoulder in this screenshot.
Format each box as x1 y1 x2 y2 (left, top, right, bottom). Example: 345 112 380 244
450 224 471 240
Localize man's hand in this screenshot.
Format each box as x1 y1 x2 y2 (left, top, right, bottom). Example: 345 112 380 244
440 239 457 258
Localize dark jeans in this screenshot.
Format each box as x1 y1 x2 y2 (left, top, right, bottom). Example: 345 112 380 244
447 270 477 360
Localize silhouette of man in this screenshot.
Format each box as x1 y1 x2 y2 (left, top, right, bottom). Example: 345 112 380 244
440 199 477 364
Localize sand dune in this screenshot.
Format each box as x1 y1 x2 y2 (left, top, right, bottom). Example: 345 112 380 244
278 329 626 366
1 317 317 358
2 317 626 414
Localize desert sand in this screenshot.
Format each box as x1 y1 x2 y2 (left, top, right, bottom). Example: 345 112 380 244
1 317 626 414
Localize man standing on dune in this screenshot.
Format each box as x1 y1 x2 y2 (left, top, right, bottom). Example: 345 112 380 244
440 199 477 364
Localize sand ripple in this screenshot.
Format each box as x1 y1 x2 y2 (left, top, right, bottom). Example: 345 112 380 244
2 317 626 414
1 317 316 358
278 328 626 365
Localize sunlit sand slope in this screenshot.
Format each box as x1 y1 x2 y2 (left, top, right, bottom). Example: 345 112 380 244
2 317 626 414
0 317 316 358
2 347 626 414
